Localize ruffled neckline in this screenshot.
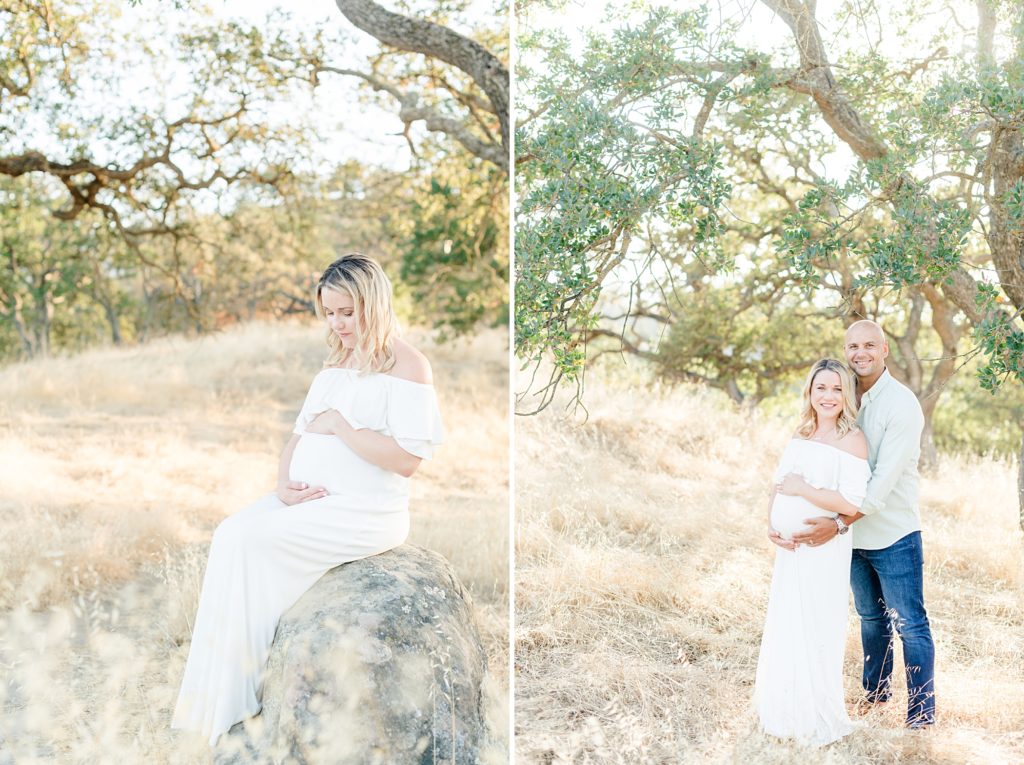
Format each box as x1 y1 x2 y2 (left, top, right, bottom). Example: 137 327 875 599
789 437 868 463
320 366 435 388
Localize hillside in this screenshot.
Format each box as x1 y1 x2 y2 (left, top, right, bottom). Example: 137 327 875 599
515 372 1023 764
0 321 509 763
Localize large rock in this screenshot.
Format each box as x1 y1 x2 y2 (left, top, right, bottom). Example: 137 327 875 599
214 544 489 765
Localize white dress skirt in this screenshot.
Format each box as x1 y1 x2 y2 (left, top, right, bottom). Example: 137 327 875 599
171 367 444 745
753 438 870 746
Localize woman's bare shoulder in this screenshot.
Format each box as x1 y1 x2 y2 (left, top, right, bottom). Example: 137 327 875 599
835 428 868 459
389 338 433 384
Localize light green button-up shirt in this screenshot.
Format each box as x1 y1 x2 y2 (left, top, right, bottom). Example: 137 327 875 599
852 368 925 550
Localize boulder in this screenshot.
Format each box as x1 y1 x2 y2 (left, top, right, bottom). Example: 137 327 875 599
214 544 489 765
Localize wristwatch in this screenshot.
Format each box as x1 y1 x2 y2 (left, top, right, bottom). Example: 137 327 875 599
833 516 849 535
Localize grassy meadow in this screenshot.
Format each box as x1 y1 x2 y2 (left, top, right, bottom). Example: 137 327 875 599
515 366 1024 764
0 321 509 763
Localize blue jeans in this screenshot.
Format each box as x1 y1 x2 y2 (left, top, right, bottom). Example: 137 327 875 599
850 531 935 725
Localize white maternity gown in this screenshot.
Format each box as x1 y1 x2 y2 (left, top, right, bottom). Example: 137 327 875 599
171 367 444 744
753 438 870 746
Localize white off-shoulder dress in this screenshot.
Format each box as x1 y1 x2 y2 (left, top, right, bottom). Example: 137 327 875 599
171 367 444 745
753 438 870 746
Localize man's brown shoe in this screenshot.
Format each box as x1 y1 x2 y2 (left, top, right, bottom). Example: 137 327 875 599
853 697 888 716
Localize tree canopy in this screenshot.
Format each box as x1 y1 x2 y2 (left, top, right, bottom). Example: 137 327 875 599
516 0 1023 400
515 0 1023 514
0 0 508 361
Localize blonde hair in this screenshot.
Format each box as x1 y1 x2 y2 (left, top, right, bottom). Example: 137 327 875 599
315 253 398 373
796 358 859 439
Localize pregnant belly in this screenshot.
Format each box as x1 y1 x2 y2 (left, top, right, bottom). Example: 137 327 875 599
770 494 834 540
289 433 390 499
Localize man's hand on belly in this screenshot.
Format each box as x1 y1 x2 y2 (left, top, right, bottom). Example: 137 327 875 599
791 517 840 547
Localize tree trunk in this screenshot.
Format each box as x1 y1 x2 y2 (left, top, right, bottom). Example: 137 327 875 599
888 361 942 471
988 129 1024 313
981 0 1024 316
5 294 34 357
139 272 154 343
1018 430 1024 533
102 299 123 345
33 276 51 357
90 259 123 345
919 411 939 472
724 378 745 406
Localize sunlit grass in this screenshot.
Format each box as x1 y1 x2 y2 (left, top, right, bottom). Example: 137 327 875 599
0 319 508 762
515 365 1024 764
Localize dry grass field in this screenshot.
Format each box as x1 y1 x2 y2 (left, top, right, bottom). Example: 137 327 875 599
0 320 509 763
515 366 1024 764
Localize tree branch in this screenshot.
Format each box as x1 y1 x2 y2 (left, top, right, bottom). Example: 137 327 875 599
334 0 508 160
761 0 887 160
317 65 507 170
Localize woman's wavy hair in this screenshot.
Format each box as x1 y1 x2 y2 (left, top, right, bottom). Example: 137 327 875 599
315 253 398 373
795 358 859 439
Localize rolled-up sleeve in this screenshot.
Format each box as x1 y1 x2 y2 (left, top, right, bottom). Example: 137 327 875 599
860 399 924 515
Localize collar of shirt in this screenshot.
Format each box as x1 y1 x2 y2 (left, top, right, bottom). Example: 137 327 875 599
860 367 893 406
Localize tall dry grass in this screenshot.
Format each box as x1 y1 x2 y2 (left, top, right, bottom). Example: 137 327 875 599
515 366 1024 764
0 320 508 763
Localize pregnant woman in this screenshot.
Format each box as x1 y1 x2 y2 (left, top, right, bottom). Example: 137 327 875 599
172 253 444 745
754 358 870 746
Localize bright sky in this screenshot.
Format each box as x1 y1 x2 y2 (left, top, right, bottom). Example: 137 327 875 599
228 0 415 171
98 0 504 174
183 0 414 172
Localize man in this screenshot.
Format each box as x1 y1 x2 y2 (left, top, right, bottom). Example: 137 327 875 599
792 319 935 728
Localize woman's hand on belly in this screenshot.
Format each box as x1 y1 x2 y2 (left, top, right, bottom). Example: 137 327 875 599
276 479 328 506
305 409 346 435
767 525 797 552
776 472 811 498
